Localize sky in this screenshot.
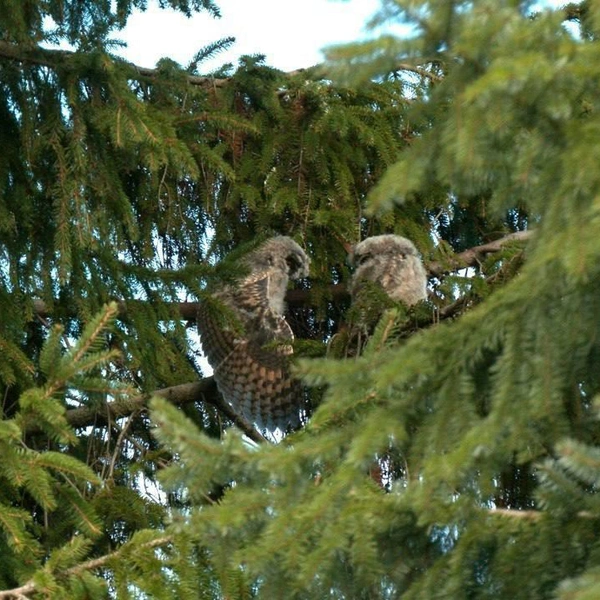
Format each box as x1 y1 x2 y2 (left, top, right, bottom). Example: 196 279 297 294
115 0 383 72
114 0 567 74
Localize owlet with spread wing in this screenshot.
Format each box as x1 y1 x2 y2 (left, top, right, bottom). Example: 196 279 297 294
197 236 310 432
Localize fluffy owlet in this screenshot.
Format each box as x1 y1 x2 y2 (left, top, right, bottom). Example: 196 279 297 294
197 236 310 432
350 234 428 306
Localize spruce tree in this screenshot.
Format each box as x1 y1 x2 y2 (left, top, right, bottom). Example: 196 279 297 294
1 0 600 599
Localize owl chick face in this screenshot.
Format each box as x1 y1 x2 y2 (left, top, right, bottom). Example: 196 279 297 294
242 236 310 317
350 234 427 306
248 236 310 281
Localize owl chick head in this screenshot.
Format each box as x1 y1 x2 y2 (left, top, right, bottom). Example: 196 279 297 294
351 235 420 268
249 236 310 280
350 234 427 306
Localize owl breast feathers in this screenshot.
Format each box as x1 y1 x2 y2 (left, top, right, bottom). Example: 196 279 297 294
197 236 310 432
350 235 428 306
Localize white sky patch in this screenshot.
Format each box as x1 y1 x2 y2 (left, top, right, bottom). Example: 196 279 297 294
111 0 573 74
114 0 382 71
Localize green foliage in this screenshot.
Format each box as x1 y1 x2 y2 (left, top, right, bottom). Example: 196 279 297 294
0 0 220 46
4 0 600 598
148 1 600 599
0 304 125 595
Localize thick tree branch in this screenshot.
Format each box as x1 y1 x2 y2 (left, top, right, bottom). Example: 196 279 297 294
0 40 314 89
395 62 443 82
0 39 436 89
32 290 347 324
64 379 215 428
62 377 266 443
488 507 594 520
427 230 533 278
0 40 230 87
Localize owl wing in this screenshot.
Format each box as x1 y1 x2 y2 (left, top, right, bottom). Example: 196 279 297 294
197 269 304 431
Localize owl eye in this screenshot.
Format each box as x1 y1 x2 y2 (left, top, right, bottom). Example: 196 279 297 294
286 254 302 274
355 253 371 266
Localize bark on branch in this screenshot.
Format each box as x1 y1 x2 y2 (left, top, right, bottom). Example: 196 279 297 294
64 379 216 428
0 39 438 89
488 507 594 520
0 39 231 87
395 62 443 82
62 377 266 443
427 230 533 278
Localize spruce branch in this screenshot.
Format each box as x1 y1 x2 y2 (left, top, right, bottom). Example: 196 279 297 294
488 507 542 520
0 40 227 88
427 230 533 278
488 508 595 520
395 62 443 82
31 292 348 322
60 378 266 444
0 39 438 90
0 40 316 89
0 535 173 600
60 380 208 427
